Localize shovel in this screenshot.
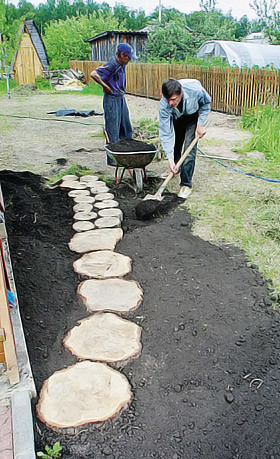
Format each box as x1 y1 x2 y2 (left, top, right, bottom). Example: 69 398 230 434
136 135 199 219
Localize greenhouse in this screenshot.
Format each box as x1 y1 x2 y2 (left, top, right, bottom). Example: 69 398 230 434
195 40 280 69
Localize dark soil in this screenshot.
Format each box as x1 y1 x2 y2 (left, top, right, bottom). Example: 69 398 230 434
108 138 156 152
1 170 280 459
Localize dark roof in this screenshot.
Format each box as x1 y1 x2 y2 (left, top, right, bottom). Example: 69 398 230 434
24 20 49 69
87 30 148 43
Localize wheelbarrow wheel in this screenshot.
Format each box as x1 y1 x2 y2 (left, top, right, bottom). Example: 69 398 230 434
133 168 143 192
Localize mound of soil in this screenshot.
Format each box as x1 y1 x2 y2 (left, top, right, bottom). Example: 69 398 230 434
1 170 280 459
108 138 156 152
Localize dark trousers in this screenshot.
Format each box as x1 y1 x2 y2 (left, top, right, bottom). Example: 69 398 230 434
103 94 133 143
173 112 198 188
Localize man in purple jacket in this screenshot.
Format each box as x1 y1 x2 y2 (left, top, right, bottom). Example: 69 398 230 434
90 43 137 165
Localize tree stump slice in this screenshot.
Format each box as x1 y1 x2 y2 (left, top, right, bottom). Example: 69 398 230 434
98 208 123 221
69 228 123 253
64 313 142 362
94 200 119 210
73 211 97 221
73 195 95 204
73 202 93 213
80 175 99 183
36 361 131 428
68 189 90 198
73 250 131 278
94 216 121 229
72 221 95 232
90 184 109 194
62 175 78 181
60 181 88 190
77 278 143 313
95 192 115 201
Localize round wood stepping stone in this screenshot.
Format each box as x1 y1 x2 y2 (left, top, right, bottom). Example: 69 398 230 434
94 200 119 210
95 192 115 201
68 189 90 198
73 211 97 221
95 216 121 228
36 361 131 428
64 313 142 362
73 202 93 213
72 221 95 232
69 228 123 253
73 250 131 278
80 175 99 183
91 184 109 194
77 278 143 313
73 195 95 204
60 181 88 190
62 175 78 181
98 208 123 221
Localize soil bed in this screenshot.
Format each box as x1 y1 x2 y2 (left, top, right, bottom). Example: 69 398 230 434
1 170 280 459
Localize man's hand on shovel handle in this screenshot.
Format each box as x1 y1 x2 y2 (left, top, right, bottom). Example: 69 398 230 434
196 125 207 138
169 158 179 175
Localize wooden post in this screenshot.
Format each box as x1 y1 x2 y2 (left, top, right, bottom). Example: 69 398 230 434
0 253 19 385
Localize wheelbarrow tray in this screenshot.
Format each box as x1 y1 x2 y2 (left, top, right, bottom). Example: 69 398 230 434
105 145 157 168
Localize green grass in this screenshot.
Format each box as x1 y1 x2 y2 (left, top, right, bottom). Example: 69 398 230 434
238 105 280 180
0 79 17 94
79 81 104 96
47 164 95 186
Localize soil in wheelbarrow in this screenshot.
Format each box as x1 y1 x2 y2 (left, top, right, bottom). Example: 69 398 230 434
107 138 156 152
1 170 280 459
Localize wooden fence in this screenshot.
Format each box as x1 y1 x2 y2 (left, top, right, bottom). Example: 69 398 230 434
69 60 280 115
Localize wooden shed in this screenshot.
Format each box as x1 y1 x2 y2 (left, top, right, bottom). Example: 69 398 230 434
87 30 148 62
13 20 49 85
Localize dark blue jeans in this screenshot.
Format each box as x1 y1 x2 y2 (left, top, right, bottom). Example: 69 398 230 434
173 112 198 188
103 94 132 143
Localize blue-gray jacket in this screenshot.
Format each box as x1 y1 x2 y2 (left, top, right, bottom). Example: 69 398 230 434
159 79 211 159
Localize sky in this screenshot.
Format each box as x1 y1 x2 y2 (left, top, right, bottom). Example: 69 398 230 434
8 0 259 21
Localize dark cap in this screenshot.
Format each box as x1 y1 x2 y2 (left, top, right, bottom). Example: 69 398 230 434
117 43 138 61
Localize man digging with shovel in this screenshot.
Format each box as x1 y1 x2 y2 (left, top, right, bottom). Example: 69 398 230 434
159 78 211 199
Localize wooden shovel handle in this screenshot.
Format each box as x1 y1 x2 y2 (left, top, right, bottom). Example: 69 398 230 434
156 135 200 197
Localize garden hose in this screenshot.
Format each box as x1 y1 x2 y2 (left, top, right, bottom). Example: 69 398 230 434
0 113 104 126
198 148 280 184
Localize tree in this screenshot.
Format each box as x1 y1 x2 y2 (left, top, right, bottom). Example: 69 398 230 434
44 12 119 68
199 0 217 11
249 0 279 24
144 20 197 62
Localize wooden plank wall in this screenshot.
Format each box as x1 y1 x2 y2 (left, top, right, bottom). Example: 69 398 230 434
70 60 280 115
14 32 43 85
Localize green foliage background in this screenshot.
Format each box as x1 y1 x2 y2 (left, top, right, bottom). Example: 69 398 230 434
0 0 280 71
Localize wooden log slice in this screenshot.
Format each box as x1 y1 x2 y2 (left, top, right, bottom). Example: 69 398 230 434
90 185 109 194
73 202 93 213
73 250 131 278
94 200 119 210
64 313 142 362
60 181 88 190
95 192 115 201
98 208 123 221
80 175 99 183
72 221 95 232
68 189 90 198
94 216 121 229
73 211 97 221
77 278 143 313
73 195 95 204
69 228 123 253
62 175 78 181
36 361 131 428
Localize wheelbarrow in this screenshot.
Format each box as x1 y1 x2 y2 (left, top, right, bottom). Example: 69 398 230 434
104 144 157 192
